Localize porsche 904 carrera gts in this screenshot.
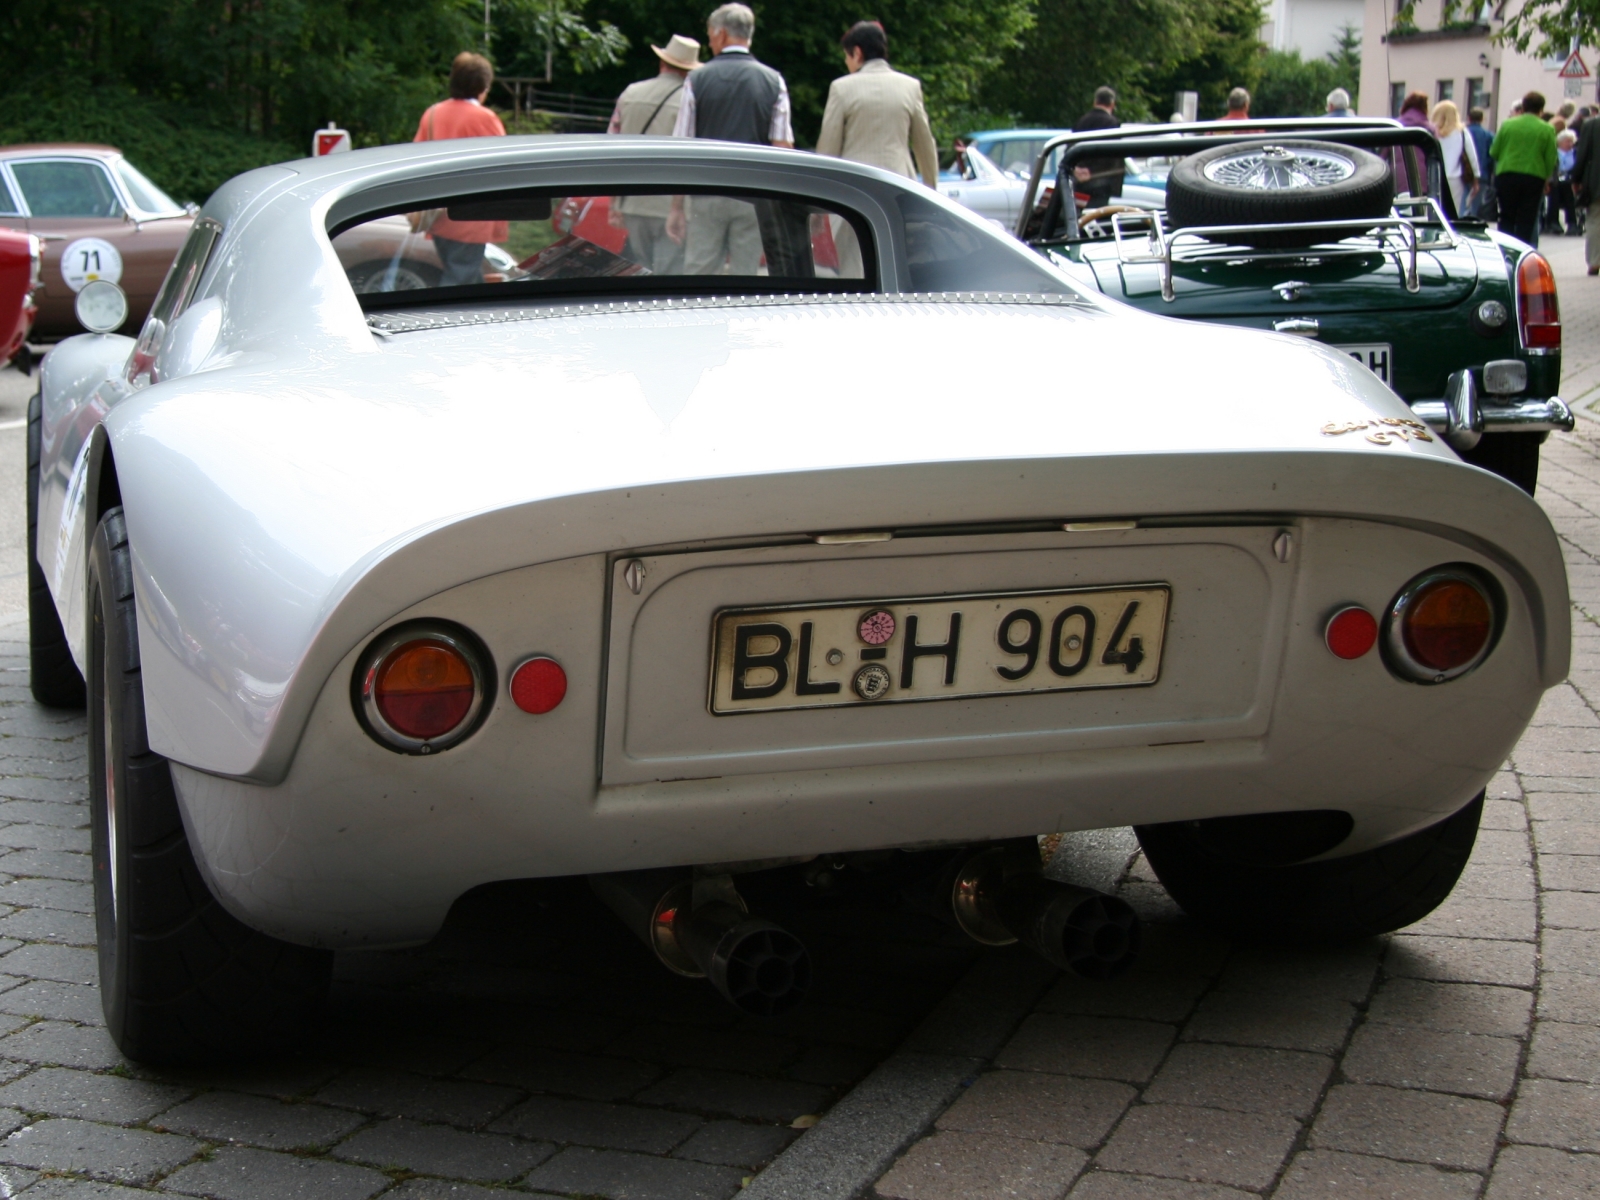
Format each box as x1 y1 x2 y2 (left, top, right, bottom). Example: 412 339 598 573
27 136 1569 1062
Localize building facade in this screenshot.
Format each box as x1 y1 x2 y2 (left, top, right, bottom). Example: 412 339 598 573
1262 0 1366 58
1359 0 1598 128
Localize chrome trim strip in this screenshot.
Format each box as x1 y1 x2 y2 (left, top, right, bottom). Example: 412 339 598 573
1411 396 1574 435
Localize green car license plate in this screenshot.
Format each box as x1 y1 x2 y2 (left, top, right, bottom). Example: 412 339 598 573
1336 343 1392 384
710 585 1170 714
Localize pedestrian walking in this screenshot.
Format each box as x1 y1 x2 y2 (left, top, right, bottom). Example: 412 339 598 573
1554 129 1580 235
1071 87 1122 209
1491 90 1559 247
1222 87 1251 120
668 3 795 275
607 33 702 273
1573 107 1600 272
1466 107 1495 217
1397 92 1436 133
413 52 508 287
815 21 938 187
1432 100 1480 216
1325 88 1352 118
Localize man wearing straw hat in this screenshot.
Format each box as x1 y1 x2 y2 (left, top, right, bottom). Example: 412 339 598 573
607 34 703 272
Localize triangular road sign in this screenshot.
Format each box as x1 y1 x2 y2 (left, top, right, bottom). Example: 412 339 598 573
1560 50 1590 79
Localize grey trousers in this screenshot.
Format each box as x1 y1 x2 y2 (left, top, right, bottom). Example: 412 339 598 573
684 196 762 275
622 215 686 274
1588 201 1600 268
432 236 486 287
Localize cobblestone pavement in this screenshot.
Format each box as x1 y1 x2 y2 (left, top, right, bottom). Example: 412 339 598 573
860 236 1600 1199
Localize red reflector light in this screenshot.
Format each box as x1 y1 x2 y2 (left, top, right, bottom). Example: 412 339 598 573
510 657 568 714
1402 579 1492 672
1517 253 1560 351
374 639 476 739
1325 607 1378 659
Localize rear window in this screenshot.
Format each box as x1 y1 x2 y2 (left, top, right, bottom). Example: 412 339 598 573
897 192 1076 294
11 161 122 218
334 187 872 306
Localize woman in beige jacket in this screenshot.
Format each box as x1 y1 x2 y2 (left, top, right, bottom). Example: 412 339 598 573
815 21 938 188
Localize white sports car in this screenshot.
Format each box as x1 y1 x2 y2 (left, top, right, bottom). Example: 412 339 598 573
28 136 1568 1063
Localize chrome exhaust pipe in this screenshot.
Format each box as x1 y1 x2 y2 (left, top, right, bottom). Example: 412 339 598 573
949 845 1140 979
589 870 812 1016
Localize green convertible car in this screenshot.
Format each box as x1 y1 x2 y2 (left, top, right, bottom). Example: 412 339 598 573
1019 118 1570 494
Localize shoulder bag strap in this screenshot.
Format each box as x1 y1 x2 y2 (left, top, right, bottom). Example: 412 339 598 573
642 84 684 135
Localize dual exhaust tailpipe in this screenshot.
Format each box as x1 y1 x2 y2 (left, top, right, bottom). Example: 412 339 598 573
589 870 812 1017
591 842 1139 1017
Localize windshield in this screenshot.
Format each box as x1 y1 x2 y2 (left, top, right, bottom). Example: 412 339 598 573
113 159 184 216
335 188 872 305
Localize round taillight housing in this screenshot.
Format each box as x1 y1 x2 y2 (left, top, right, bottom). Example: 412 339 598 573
354 623 493 753
1384 569 1498 684
1325 606 1378 659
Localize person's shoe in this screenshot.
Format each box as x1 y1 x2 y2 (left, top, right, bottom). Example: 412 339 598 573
1589 265 1599 275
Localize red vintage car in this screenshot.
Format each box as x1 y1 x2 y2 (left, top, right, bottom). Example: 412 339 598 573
0 226 40 364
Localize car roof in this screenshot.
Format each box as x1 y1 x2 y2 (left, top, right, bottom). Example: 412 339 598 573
0 144 122 159
965 129 1070 141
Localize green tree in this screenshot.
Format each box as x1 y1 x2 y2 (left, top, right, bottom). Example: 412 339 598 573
1251 24 1361 117
1495 0 1600 53
1145 0 1265 119
490 0 628 82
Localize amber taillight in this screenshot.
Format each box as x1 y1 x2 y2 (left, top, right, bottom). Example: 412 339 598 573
354 623 492 753
1384 570 1498 684
1517 253 1560 351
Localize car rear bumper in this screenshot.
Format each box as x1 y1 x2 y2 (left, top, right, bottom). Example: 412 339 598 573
1411 395 1575 436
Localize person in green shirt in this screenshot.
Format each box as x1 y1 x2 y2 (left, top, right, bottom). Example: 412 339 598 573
1491 91 1559 247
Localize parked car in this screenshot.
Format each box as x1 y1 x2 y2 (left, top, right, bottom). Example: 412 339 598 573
939 145 1029 228
1019 119 1572 493
32 135 1567 1062
0 145 193 340
0 227 40 365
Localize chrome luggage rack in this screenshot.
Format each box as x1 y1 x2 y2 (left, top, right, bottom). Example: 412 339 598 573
1110 197 1458 302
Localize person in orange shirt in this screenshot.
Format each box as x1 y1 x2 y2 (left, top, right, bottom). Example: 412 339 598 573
1221 87 1251 120
414 53 509 286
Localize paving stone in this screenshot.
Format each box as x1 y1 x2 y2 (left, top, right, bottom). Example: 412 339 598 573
314 1067 519 1128
0 979 103 1026
1485 1143 1600 1200
1366 978 1533 1038
1466 829 1531 866
995 1016 1175 1084
0 1067 187 1123
1542 928 1600 974
1094 1103 1297 1190
154 1057 342 1100
1527 1020 1600 1083
1542 889 1600 929
1539 854 1600 891
0 848 89 881
0 943 97 986
159 1144 388 1200
672 1120 794 1168
1341 1022 1522 1099
461 1046 661 1101
634 1068 830 1123
1142 1043 1332 1118
0 1021 124 1069
1534 820 1600 855
0 1116 198 1183
523 1145 747 1200
0 878 91 913
607 1024 798 1075
1453 861 1536 901
0 907 96 946
0 801 84 829
0 823 88 853
935 1070 1134 1147
334 1115 552 1182
1537 971 1600 1024
1182 989 1356 1054
874 1130 1088 1200
783 1042 880 1087
1066 1176 1251 1200
154 1090 365 1149
491 1092 701 1152
1505 1078 1600 1151
1308 1083 1503 1170
1273 1150 1480 1199
1035 973 1210 1024
0 779 86 804
387 1181 507 1200
12 1179 146 1200
1384 934 1537 987
1406 894 1536 941
1482 798 1528 830
1208 945 1380 1003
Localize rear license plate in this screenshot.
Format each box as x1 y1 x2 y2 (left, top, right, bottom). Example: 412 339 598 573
710 585 1170 714
1336 343 1392 384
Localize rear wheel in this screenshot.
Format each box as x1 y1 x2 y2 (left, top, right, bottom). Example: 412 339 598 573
1134 793 1482 943
89 508 331 1064
27 391 85 708
1462 432 1542 495
346 259 441 293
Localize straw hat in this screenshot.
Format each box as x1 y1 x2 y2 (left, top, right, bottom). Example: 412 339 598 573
652 35 703 71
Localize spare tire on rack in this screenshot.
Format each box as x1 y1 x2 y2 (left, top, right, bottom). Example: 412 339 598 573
1165 139 1395 248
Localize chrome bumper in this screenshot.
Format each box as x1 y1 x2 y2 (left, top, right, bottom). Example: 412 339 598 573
1411 394 1574 443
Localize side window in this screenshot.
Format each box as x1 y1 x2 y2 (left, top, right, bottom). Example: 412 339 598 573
0 173 20 217
129 217 222 385
10 161 122 218
896 191 1076 294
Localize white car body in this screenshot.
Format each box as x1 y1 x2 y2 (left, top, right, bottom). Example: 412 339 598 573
939 146 1028 227
34 136 1568 950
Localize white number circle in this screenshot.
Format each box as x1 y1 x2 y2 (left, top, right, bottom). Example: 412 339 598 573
60 237 123 293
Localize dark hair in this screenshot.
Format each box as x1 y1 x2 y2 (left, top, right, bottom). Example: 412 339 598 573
1469 107 1484 122
449 52 494 100
1094 86 1116 107
841 20 887 60
1400 91 1430 115
1523 91 1546 116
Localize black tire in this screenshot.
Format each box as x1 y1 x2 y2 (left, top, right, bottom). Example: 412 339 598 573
89 508 331 1064
27 391 85 708
1134 792 1483 943
1166 139 1395 248
346 259 441 293
1462 431 1542 496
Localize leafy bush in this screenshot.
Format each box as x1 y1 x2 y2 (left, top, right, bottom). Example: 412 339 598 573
0 87 299 206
